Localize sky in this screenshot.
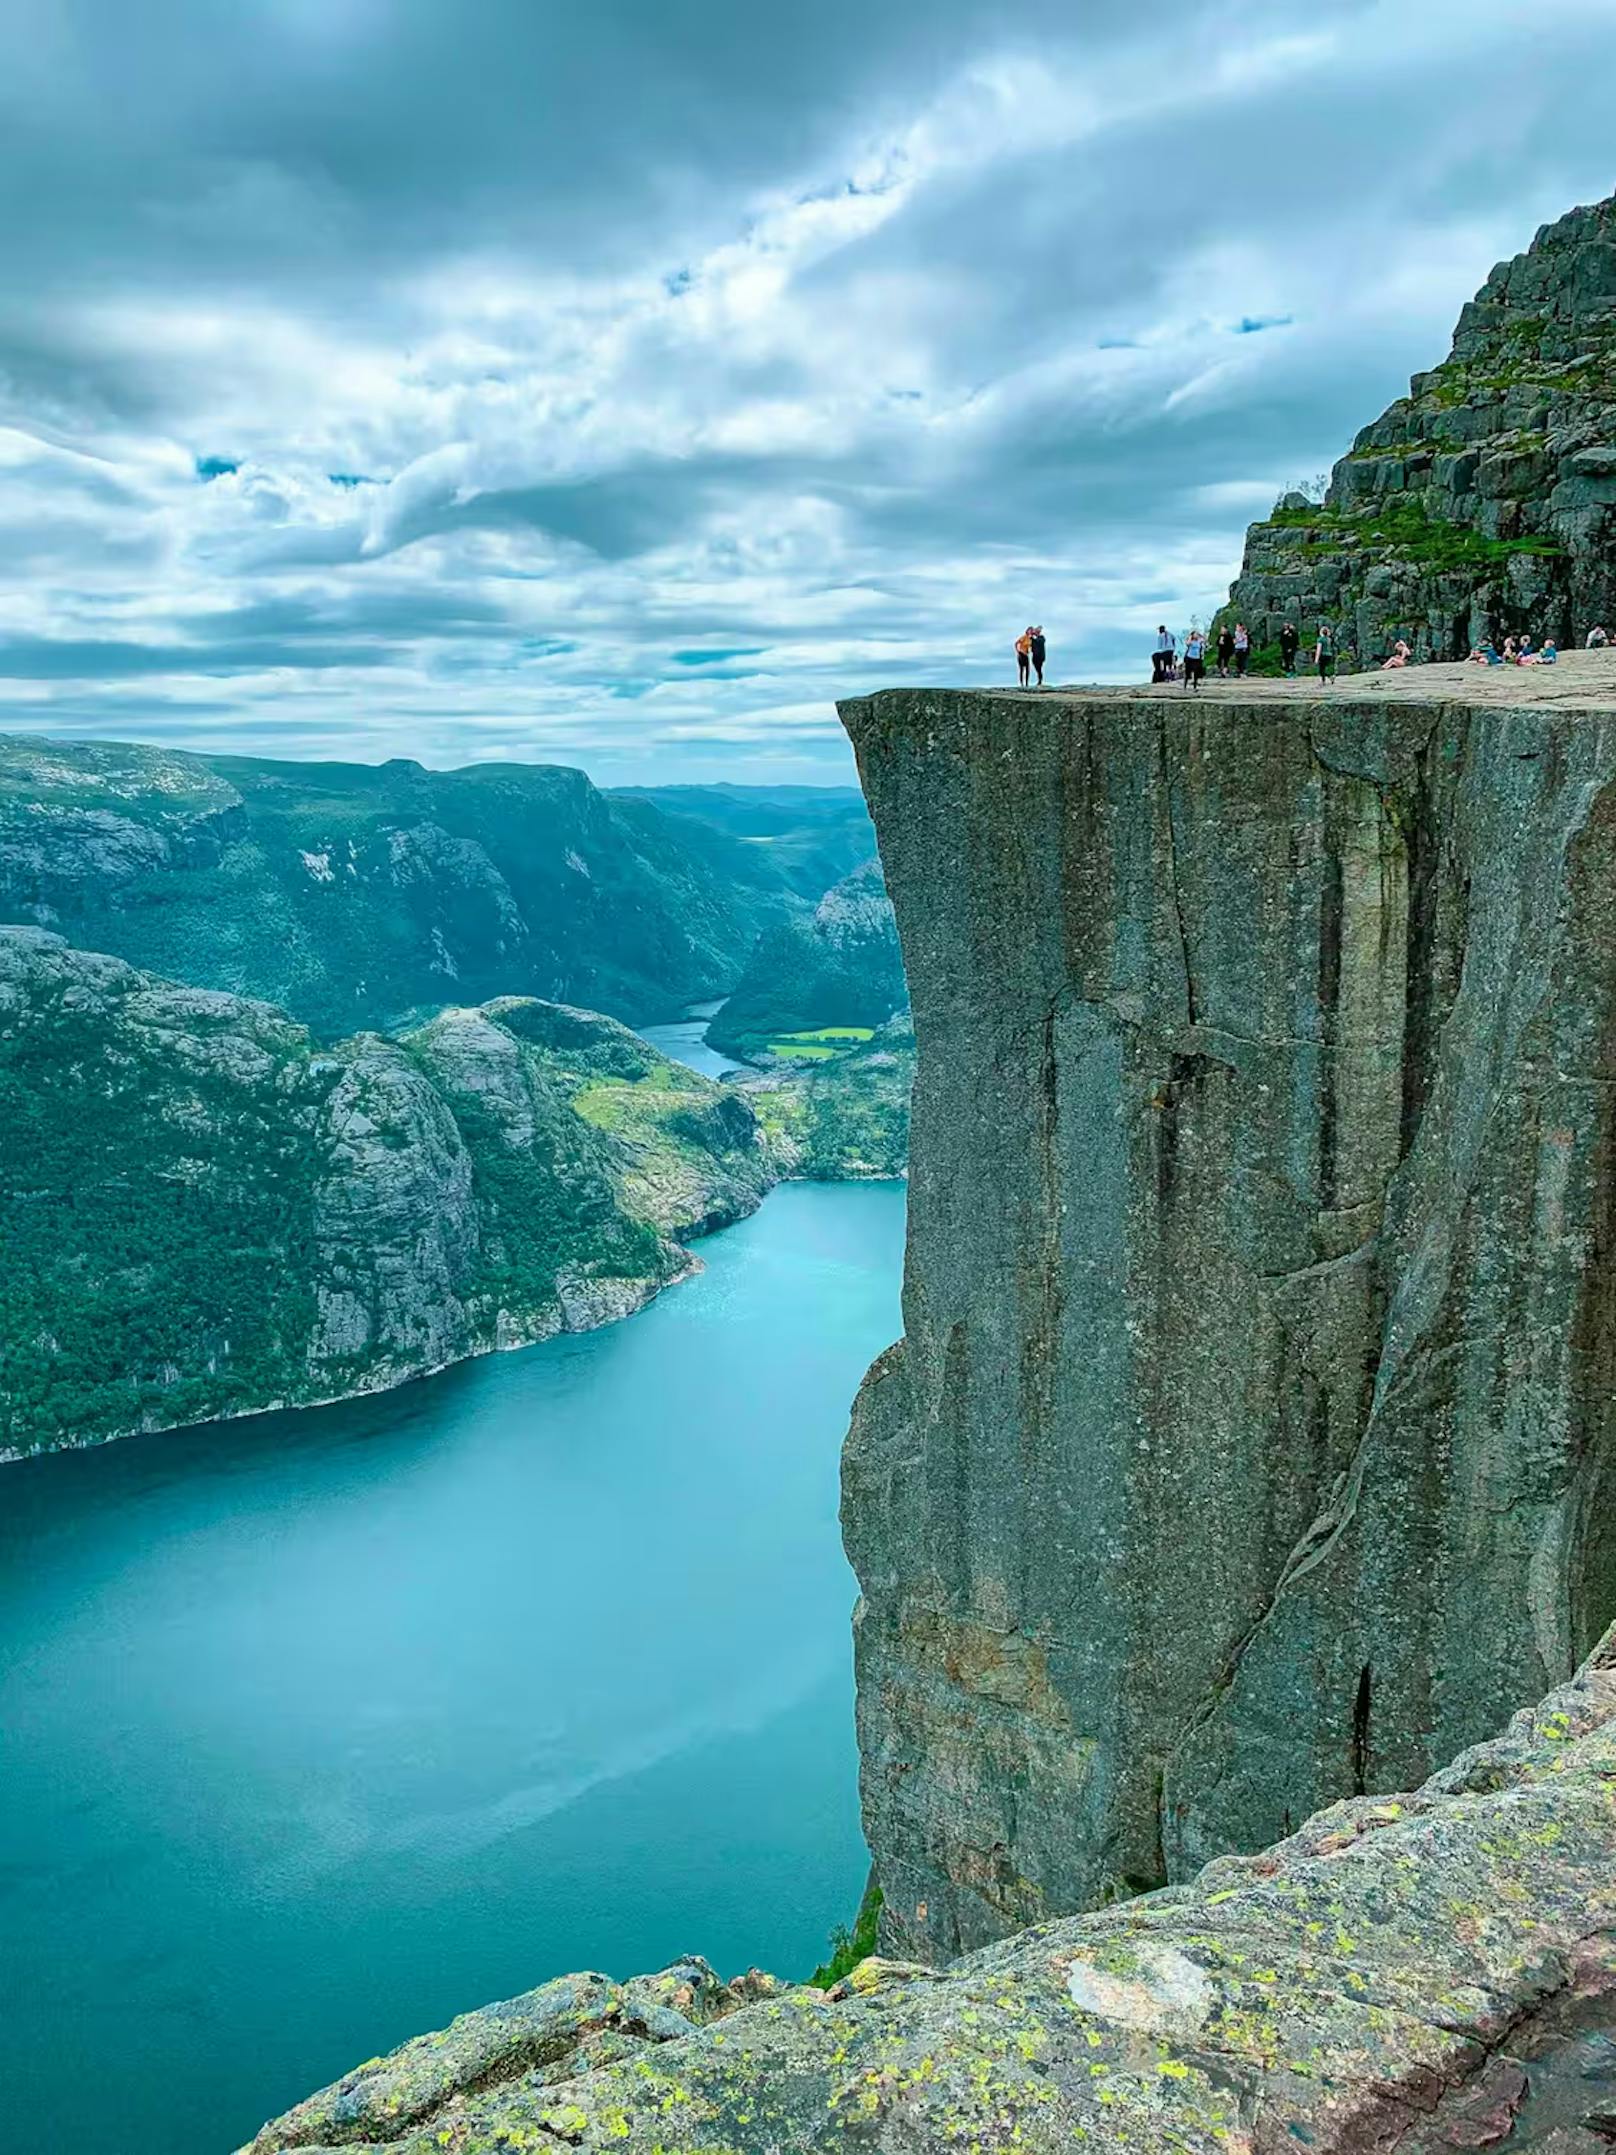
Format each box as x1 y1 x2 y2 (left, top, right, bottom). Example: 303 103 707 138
0 2 1612 786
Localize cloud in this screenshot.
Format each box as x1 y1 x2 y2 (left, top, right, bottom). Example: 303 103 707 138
0 0 1610 781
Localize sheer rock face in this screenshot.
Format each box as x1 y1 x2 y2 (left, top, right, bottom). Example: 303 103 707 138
1223 191 1616 662
241 1626 1616 2154
838 673 1616 1964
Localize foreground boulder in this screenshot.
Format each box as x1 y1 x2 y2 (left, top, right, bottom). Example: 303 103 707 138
242 1623 1616 2152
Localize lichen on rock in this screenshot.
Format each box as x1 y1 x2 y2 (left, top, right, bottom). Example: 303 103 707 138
239 1624 1616 2153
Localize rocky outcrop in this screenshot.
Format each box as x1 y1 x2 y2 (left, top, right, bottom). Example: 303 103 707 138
0 930 772 1457
0 737 807 1035
707 858 906 1060
241 1622 1616 2153
838 666 1616 1964
1222 191 1616 663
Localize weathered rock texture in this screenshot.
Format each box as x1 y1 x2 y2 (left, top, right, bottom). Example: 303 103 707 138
242 1624 1616 2153
1222 191 1616 663
0 930 771 1456
839 662 1616 1964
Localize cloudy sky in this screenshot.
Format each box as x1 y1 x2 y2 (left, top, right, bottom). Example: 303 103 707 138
0 1 1611 784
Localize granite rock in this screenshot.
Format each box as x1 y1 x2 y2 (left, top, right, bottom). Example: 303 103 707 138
838 668 1616 1961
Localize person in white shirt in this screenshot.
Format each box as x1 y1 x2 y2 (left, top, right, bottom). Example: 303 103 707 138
1152 626 1177 683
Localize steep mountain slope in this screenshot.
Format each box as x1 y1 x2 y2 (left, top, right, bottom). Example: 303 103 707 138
610 783 876 899
706 858 907 1059
0 928 771 1457
0 737 804 1037
1222 190 1616 663
840 669 1616 1964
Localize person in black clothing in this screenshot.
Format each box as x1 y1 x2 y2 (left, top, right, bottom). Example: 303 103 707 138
1215 625 1236 678
1030 626 1047 686
1279 621 1300 675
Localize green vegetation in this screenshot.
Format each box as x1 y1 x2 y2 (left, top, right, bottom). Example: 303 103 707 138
0 934 770 1456
809 1880 883 1988
707 857 906 1061
749 1020 912 1180
1263 495 1565 569
0 736 814 1039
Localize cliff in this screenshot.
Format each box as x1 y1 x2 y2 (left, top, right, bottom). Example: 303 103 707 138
0 930 771 1456
1222 190 1616 663
839 661 1616 1963
244 1623 1616 2153
0 737 807 1036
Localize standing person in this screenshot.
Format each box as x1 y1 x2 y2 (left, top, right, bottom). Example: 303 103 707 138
1315 620 1336 684
1183 626 1207 691
1280 620 1300 675
1233 622 1251 676
1015 628 1031 686
1215 622 1236 678
1152 625 1176 683
1030 625 1047 687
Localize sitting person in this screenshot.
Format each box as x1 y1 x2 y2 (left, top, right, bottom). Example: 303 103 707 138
1382 639 1411 669
1536 639 1559 664
1517 635 1537 662
1469 642 1502 665
1587 625 1608 648
1502 636 1519 662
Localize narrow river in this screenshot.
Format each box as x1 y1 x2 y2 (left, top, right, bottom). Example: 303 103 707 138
0 1022 904 2152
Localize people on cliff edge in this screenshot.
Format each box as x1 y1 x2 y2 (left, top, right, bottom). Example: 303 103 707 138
1586 625 1608 648
1233 623 1251 676
1183 627 1207 689
1280 621 1300 674
1315 621 1336 682
1152 626 1177 683
1382 639 1412 669
1215 624 1236 677
1015 628 1032 686
1030 626 1047 686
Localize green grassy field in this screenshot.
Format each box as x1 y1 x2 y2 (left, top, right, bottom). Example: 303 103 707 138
766 1025 876 1061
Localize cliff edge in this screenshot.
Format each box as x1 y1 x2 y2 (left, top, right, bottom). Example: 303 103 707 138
840 659 1616 1961
243 1623 1616 2152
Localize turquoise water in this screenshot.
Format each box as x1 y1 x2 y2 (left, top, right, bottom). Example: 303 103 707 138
639 1000 746 1079
0 1181 905 2155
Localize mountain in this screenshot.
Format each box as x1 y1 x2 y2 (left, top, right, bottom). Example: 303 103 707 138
609 783 875 899
706 857 907 1059
1221 190 1616 664
0 927 772 1458
0 737 807 1039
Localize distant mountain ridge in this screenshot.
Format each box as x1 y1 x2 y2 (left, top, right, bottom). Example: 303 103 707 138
610 782 876 900
0 736 815 1038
